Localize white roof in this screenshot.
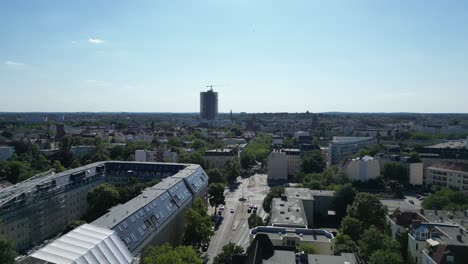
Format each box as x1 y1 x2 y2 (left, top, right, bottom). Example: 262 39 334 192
30 224 133 264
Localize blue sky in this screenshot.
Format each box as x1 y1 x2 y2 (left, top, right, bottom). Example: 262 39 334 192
1 0 468 113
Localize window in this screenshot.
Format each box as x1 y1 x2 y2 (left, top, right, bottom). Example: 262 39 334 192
416 244 418 250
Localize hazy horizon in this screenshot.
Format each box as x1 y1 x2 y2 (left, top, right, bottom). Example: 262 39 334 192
2 1 468 113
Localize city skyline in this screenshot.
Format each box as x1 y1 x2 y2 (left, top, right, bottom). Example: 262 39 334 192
2 1 468 113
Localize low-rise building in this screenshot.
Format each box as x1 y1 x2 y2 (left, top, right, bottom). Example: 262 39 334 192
0 146 14 161
425 162 468 196
70 145 96 156
271 188 335 228
135 148 178 163
204 148 237 169
343 155 380 182
329 137 377 164
250 226 335 255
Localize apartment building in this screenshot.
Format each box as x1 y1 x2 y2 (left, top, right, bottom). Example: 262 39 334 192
425 162 468 195
0 161 207 253
204 148 237 169
343 155 381 182
329 137 377 164
267 150 288 180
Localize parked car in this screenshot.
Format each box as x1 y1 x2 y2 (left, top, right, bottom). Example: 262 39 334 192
409 200 415 204
230 208 235 213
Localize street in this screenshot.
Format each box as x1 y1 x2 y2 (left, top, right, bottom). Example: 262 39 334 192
203 174 270 264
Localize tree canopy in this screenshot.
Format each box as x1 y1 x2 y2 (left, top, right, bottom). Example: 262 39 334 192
300 150 326 174
182 198 214 248
0 234 16 264
339 216 362 241
368 250 403 264
248 214 264 229
262 187 284 213
421 187 468 210
209 183 226 209
213 242 245 264
383 163 408 184
297 244 316 254
85 183 120 221
332 183 357 218
358 226 400 260
348 193 387 229
144 243 203 264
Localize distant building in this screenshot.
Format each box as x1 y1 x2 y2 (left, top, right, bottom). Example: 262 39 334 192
135 148 178 163
0 146 15 161
200 88 218 120
409 163 424 186
272 136 284 146
55 124 65 140
329 137 377 164
267 150 288 180
70 145 96 156
294 131 310 138
425 162 468 196
343 156 380 182
204 149 237 169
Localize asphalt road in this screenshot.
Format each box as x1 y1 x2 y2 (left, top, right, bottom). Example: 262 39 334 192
203 174 270 264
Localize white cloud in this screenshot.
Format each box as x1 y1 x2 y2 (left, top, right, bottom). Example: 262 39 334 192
88 38 104 44
4 60 25 67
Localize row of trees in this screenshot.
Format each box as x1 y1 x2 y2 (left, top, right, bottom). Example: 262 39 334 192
240 134 272 169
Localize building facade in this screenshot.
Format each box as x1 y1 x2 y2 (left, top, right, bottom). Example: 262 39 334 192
343 155 381 182
200 88 218 120
204 149 237 169
425 162 468 196
267 150 288 181
329 137 377 164
0 146 15 161
0 161 208 253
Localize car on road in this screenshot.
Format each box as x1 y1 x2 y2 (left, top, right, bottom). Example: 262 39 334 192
408 200 415 204
239 197 246 202
247 208 252 213
201 243 209 252
230 208 235 213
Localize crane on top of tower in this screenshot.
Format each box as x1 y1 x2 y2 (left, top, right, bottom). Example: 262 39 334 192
205 84 228 90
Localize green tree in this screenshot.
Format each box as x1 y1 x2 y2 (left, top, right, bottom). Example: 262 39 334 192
85 183 120 222
2 161 27 184
207 168 226 184
297 244 316 254
248 214 264 229
383 163 408 184
395 230 409 262
224 159 241 183
334 234 358 255
191 139 206 150
1 131 13 139
368 250 403 264
0 234 16 264
358 227 400 260
209 183 225 210
53 160 66 173
263 187 284 213
385 180 405 198
144 243 202 264
240 150 256 170
339 216 362 241
301 150 326 174
421 188 468 210
348 193 387 229
213 242 244 264
333 184 357 218
182 198 214 248
168 137 182 148
230 127 243 137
